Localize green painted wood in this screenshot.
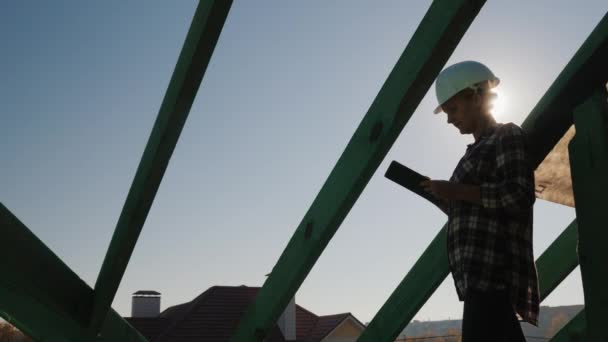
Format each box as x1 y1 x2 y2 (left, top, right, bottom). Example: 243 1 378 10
0 285 146 342
357 225 449 342
522 12 608 167
97 313 149 342
569 90 608 341
0 283 84 342
536 220 579 300
231 1 487 341
0 204 93 327
358 12 608 342
0 204 147 342
357 219 578 342
549 309 586 342
90 0 232 332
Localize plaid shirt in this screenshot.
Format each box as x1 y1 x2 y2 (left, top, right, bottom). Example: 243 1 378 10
448 122 539 326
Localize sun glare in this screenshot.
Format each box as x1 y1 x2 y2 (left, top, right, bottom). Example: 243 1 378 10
491 90 507 120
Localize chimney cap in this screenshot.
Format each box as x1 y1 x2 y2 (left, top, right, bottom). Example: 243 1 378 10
133 290 161 296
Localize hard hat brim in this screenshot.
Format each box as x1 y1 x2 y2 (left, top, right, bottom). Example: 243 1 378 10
432 77 500 114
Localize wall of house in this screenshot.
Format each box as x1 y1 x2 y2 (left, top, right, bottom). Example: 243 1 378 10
322 319 363 342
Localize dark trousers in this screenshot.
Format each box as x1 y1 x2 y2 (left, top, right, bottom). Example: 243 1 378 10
462 288 526 342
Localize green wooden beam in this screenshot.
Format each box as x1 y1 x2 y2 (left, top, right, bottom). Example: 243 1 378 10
0 203 147 341
231 1 487 341
0 204 92 327
89 1 232 332
536 220 579 299
357 225 449 342
523 12 608 167
0 281 85 342
569 90 608 341
357 219 578 342
0 284 148 342
97 313 149 342
549 309 586 342
358 11 608 342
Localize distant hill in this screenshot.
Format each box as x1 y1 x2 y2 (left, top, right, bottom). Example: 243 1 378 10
399 305 583 341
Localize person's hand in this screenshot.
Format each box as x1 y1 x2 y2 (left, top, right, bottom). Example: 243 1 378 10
420 178 455 200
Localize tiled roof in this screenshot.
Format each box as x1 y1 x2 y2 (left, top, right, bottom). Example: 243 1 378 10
295 305 319 340
158 302 190 319
124 286 363 342
304 313 350 342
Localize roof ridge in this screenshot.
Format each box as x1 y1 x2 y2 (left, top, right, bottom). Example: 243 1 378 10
295 304 318 317
152 286 218 342
318 312 350 318
342 313 367 330
294 304 319 340
311 314 351 342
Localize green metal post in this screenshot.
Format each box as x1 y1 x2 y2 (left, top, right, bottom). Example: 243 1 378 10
569 90 608 341
549 310 587 342
231 1 488 340
89 1 232 332
0 204 147 341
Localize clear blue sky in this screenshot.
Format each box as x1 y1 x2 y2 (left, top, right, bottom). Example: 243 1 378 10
2 1 606 324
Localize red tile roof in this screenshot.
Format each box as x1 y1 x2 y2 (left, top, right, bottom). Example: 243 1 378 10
294 305 319 339
124 286 363 342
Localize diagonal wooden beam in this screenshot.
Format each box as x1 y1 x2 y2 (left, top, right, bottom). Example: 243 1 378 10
522 12 608 167
535 221 579 300
0 203 147 341
549 309 586 342
358 219 578 342
357 224 449 342
231 1 487 340
359 11 608 342
89 1 232 332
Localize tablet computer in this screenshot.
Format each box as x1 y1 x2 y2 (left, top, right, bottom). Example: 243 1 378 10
384 161 447 212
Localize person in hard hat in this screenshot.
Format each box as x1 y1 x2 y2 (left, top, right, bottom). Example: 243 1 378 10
420 61 539 342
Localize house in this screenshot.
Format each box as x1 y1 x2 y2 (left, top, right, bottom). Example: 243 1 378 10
125 286 365 342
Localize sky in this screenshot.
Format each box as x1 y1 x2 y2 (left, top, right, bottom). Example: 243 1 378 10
2 1 607 325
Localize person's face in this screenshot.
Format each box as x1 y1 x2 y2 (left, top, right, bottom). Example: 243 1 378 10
441 91 481 135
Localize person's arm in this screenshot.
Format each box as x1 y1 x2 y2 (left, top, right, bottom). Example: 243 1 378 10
421 124 535 214
420 180 480 205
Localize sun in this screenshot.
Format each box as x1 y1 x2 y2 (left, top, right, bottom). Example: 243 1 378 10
490 89 507 120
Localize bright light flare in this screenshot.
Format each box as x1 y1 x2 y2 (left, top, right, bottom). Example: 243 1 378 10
490 90 507 119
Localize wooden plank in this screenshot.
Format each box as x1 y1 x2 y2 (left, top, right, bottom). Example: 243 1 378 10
569 90 608 341
231 1 487 340
359 11 608 342
89 0 233 331
0 203 147 341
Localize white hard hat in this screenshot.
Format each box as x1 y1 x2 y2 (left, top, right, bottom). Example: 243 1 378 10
433 61 500 114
